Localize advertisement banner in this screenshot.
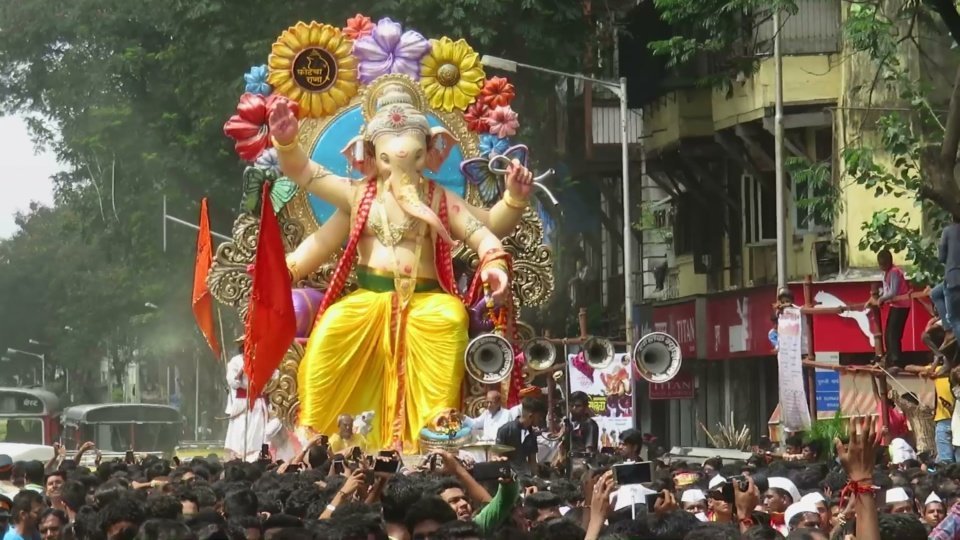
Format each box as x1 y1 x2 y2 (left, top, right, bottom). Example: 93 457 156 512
649 372 696 400
651 301 698 357
568 353 634 448
788 281 930 354
778 307 812 431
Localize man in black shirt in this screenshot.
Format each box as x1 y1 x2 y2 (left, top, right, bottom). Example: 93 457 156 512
618 428 644 462
496 396 547 475
567 391 599 457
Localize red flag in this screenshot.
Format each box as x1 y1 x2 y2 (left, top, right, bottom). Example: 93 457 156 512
192 198 221 359
244 183 297 406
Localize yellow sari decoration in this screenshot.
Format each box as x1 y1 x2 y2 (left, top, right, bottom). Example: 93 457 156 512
297 275 468 451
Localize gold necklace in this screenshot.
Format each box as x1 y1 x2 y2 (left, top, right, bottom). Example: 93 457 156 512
374 177 428 312
370 180 423 247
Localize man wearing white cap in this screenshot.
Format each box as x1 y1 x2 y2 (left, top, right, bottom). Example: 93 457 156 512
764 477 800 534
707 474 727 491
923 491 947 527
800 492 830 532
680 489 706 515
784 500 822 531
885 487 916 514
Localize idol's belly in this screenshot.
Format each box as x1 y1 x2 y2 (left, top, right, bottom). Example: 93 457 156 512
356 235 439 279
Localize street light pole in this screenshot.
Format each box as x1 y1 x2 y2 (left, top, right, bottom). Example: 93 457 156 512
6 348 45 387
618 77 635 346
481 55 636 345
162 195 231 253
773 8 787 287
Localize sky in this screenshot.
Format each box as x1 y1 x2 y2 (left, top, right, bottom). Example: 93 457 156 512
0 114 60 239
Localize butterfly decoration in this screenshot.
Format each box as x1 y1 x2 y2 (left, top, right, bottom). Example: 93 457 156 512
459 144 528 207
241 166 299 215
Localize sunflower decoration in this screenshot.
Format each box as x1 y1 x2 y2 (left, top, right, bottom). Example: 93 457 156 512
420 37 485 112
267 21 359 118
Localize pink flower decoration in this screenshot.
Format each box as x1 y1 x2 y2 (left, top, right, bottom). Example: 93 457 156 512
464 101 490 133
343 14 374 40
483 105 519 138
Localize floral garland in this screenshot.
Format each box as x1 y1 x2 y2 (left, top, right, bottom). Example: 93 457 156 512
224 14 524 167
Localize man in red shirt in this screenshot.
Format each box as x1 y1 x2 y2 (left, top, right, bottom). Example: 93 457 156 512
877 249 911 369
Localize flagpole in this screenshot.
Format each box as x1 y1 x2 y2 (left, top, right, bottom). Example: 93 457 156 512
243 385 250 461
194 353 200 441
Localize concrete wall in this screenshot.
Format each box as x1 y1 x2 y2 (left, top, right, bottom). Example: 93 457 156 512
711 55 842 130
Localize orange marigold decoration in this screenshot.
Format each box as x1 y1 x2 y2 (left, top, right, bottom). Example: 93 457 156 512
481 76 516 108
343 14 374 40
463 101 490 133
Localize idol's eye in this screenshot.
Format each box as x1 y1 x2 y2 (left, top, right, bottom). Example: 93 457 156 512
380 153 390 164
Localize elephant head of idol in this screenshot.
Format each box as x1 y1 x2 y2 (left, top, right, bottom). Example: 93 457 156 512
342 81 458 244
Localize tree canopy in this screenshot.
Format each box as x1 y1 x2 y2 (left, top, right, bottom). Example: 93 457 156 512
0 0 608 413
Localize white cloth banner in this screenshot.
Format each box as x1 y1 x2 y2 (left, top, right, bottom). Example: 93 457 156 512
568 353 633 449
777 307 812 431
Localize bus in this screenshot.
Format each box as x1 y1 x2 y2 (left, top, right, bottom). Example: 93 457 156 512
0 388 60 445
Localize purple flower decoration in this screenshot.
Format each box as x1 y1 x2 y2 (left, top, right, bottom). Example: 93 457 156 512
353 18 431 83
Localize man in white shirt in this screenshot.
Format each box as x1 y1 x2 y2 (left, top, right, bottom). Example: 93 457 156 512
224 339 277 462
468 391 511 441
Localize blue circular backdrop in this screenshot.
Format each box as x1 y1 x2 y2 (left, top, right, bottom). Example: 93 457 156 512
307 104 468 224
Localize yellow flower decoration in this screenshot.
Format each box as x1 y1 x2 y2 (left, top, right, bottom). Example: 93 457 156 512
420 37 485 112
267 21 359 118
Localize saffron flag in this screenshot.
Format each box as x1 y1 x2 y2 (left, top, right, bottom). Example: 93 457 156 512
192 198 221 360
244 183 296 406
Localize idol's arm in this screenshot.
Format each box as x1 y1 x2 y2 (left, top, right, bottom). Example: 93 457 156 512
447 193 506 261
466 162 534 237
285 210 351 282
467 197 527 238
272 138 355 212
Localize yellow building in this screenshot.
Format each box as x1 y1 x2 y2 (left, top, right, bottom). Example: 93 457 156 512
581 0 950 446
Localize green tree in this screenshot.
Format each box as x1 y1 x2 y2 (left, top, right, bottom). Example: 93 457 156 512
0 0 611 405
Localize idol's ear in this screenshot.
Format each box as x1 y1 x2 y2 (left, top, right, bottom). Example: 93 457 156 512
340 136 376 177
425 126 458 172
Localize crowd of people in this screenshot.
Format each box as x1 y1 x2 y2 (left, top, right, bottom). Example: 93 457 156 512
0 398 958 540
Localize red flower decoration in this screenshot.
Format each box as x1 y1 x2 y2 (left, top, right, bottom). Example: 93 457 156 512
343 13 374 40
481 76 516 108
464 101 490 133
224 93 300 161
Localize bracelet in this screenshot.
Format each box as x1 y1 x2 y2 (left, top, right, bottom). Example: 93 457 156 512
838 478 875 507
326 504 336 512
271 136 300 153
482 259 508 273
287 260 300 283
502 191 529 210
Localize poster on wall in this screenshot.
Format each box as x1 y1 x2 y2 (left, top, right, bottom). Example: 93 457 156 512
778 307 812 431
568 353 634 449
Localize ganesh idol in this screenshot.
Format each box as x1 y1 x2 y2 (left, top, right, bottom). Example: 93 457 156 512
267 79 535 451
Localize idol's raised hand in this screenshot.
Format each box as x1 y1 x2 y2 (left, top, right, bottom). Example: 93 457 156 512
504 159 534 200
268 100 300 146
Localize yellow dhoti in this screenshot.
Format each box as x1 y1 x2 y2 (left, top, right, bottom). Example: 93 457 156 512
297 270 468 451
